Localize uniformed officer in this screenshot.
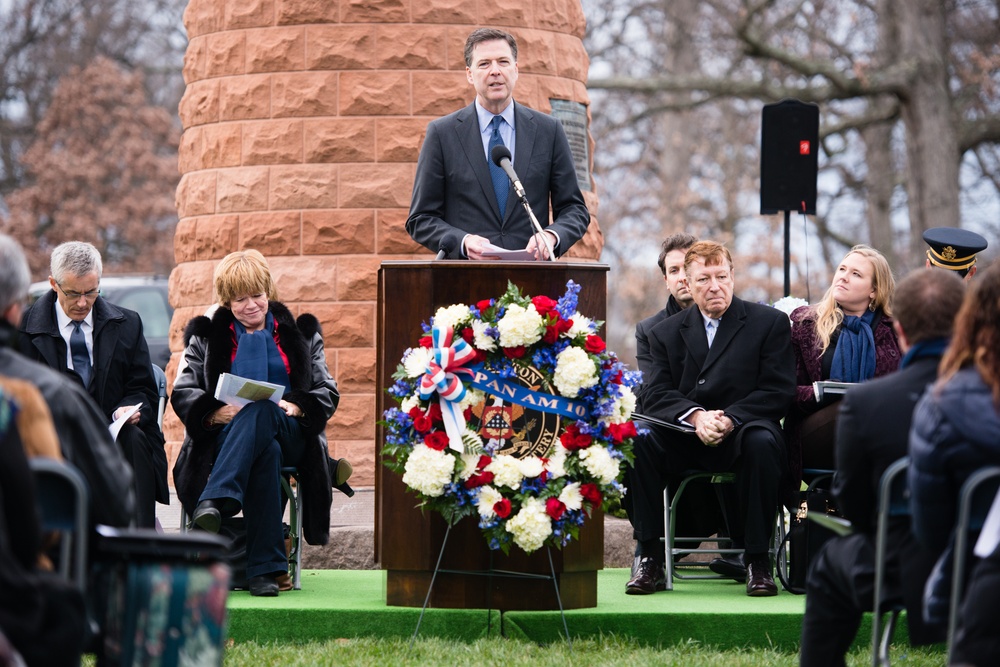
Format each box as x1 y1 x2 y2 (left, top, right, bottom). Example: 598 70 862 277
923 226 989 282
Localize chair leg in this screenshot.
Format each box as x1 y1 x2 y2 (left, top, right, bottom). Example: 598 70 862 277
876 609 900 667
281 474 303 590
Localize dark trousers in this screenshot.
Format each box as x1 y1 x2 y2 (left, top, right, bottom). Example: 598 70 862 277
117 423 161 529
952 544 1000 666
799 532 944 667
629 424 784 559
200 401 304 579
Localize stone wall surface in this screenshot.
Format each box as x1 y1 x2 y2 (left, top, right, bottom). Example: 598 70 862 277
170 0 604 489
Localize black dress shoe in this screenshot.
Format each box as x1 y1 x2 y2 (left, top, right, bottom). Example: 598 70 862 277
626 557 667 595
248 575 279 597
191 499 221 534
329 457 356 497
746 559 778 597
709 553 747 582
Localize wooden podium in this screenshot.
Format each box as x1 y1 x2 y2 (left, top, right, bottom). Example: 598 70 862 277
376 260 609 610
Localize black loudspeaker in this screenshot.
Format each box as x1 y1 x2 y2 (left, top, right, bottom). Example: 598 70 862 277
760 99 819 214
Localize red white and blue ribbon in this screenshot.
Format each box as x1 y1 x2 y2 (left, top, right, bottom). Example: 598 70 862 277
418 325 476 452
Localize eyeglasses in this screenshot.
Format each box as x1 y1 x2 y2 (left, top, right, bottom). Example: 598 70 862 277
56 282 101 301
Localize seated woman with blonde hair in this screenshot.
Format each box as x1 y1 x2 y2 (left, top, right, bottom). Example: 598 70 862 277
171 249 352 597
786 244 900 477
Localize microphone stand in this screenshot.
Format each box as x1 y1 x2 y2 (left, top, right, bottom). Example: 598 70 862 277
516 193 555 262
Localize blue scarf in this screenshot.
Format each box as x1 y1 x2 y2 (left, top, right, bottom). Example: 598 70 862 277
231 312 291 392
830 309 877 383
900 338 949 369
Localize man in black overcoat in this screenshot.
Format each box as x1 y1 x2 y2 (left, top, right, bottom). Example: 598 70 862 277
19 241 166 528
626 240 795 597
798 268 964 666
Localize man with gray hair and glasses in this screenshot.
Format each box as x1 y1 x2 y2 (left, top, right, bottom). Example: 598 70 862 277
0 234 134 527
19 241 166 528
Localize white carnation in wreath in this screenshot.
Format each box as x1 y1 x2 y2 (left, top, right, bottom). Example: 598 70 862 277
471 319 498 351
477 485 503 519
566 314 594 338
559 482 584 511
546 447 568 479
496 303 544 347
401 445 455 497
553 346 599 398
487 455 523 490
578 445 620 486
402 346 434 379
517 456 545 479
606 386 637 424
506 497 552 553
433 304 472 332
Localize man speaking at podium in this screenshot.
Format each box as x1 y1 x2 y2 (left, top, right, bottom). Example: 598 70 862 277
406 28 590 261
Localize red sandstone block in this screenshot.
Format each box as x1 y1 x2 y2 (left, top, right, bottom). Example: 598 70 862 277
242 119 304 165
341 0 406 23
272 72 339 117
219 75 272 121
328 394 376 437
182 0 222 40
444 28 470 70
223 0 275 30
239 211 302 255
335 256 380 301
303 119 376 163
305 26 377 70
374 25 449 69
338 72 409 116
301 209 376 255
411 0 476 24
481 0 533 29
269 165 338 209
173 218 198 264
335 348 376 394
516 30 559 77
183 124 242 170
206 32 247 78
375 208 425 255
176 172 217 218
554 33 590 81
375 118 428 162
246 27 306 73
194 214 241 260
178 80 220 128
410 72 469 116
338 164 413 208
216 166 270 212
326 439 375 485
183 37 210 84
267 256 338 302
535 0 586 36
310 303 375 348
169 261 218 310
277 0 337 25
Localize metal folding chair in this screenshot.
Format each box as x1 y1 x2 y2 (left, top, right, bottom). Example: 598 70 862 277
662 471 740 589
947 466 1000 664
29 457 89 592
871 456 909 667
151 363 167 430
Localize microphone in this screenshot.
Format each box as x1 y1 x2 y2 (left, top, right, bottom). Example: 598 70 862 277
490 145 526 200
489 145 555 262
434 239 453 260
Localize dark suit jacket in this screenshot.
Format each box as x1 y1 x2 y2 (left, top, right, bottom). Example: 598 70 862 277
406 101 591 259
634 295 685 411
832 349 945 640
19 291 167 503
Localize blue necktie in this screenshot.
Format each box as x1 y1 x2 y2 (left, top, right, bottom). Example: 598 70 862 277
70 320 92 388
706 320 717 348
487 116 508 218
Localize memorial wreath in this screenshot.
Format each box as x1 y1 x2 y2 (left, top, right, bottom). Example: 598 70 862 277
382 280 640 555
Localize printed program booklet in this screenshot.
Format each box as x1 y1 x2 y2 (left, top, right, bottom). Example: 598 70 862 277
214 373 284 407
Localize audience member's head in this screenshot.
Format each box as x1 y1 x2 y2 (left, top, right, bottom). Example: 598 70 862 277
923 226 988 281
48 241 103 322
684 241 734 319
892 268 965 350
0 234 32 325
814 244 895 354
657 232 698 308
214 249 277 307
939 263 1000 403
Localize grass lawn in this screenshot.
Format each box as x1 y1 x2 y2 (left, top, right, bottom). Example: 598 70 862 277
218 636 946 666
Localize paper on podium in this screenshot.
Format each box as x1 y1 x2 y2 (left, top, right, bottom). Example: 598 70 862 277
109 404 142 442
813 380 855 402
480 242 537 261
214 372 284 407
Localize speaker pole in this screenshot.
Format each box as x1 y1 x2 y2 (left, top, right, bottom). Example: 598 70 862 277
783 209 791 297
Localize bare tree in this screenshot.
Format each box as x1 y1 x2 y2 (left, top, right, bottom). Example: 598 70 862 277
3 57 179 275
584 0 1000 363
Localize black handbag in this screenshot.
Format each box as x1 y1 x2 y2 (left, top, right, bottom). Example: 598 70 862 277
777 486 840 594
